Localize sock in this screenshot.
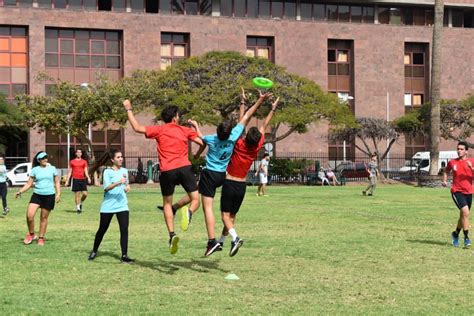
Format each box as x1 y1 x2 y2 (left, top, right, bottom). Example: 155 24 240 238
38 237 44 240
218 235 226 244
208 238 216 244
463 230 469 239
76 204 81 210
188 208 193 220
228 228 238 241
30 232 35 236
454 227 461 236
169 232 175 239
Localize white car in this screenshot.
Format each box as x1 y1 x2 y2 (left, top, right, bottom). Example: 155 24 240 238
6 162 32 186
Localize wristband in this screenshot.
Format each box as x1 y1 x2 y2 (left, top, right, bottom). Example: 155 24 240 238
126 109 132 112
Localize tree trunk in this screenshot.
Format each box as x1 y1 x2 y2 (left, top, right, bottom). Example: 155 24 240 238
84 136 98 185
429 0 444 175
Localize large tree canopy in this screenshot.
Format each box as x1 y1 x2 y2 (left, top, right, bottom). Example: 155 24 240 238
119 51 355 142
0 94 26 154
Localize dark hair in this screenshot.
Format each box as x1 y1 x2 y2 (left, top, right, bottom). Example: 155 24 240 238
245 127 262 147
457 141 469 150
90 149 121 175
371 152 378 158
32 151 47 168
161 106 179 123
75 148 82 154
264 153 270 158
217 120 234 141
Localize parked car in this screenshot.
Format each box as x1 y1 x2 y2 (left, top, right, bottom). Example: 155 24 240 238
6 162 32 187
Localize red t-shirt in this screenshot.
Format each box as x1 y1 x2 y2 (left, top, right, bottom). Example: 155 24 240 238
70 158 87 179
446 158 474 194
145 123 198 172
227 135 265 179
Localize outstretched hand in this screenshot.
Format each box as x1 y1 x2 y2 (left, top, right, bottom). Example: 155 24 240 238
123 100 132 110
271 97 280 111
240 87 248 102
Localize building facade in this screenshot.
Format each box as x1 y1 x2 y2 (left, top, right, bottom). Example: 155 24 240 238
0 0 473 167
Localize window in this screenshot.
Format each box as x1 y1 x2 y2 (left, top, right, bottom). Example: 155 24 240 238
220 0 295 19
160 32 190 70
0 26 28 100
45 28 122 84
246 36 274 62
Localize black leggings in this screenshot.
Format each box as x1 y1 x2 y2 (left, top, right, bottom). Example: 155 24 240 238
0 183 7 208
93 211 129 256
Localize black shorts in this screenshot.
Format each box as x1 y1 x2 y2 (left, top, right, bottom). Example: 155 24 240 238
220 179 247 214
30 193 56 211
71 178 88 192
199 169 226 198
159 165 198 196
451 192 472 210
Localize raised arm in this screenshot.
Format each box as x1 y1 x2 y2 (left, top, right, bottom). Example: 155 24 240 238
123 100 146 134
260 97 279 134
239 87 247 121
239 91 272 127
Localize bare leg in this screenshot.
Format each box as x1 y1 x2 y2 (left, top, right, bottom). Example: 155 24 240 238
81 191 88 202
39 208 51 238
75 191 81 206
162 195 175 233
187 190 200 214
26 203 39 234
202 196 215 240
460 206 470 231
221 211 236 231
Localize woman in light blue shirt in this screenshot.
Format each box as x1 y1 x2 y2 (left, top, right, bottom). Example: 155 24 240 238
16 151 61 246
88 149 133 263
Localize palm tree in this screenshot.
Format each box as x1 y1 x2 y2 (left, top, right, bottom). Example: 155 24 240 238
429 0 444 175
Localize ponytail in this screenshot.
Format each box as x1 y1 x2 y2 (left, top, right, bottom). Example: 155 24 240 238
89 149 120 176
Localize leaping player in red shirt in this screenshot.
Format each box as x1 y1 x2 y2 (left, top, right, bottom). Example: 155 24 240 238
443 141 474 248
218 96 279 257
123 100 204 255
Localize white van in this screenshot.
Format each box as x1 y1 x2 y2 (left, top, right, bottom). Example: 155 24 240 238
6 162 32 186
399 151 458 173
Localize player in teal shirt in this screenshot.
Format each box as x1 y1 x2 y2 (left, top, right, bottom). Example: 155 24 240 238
88 149 134 263
0 156 9 215
186 88 273 256
16 151 61 246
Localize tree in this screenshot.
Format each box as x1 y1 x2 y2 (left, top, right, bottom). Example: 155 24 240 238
429 0 444 175
331 117 402 178
0 94 26 154
395 95 474 148
16 76 128 167
118 51 355 144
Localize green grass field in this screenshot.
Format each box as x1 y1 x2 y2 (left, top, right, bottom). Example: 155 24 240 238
0 184 472 315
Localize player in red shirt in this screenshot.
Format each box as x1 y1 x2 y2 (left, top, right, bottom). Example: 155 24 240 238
443 141 474 248
65 149 91 214
123 100 204 254
218 96 279 257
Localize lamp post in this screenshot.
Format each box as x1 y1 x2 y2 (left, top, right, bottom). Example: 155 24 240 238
80 83 92 141
339 94 354 162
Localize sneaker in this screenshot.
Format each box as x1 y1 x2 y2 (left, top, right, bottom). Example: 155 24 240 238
169 235 180 255
464 238 471 249
121 255 135 263
367 193 373 196
37 238 45 246
181 208 192 231
204 240 221 257
88 251 97 260
229 237 244 257
217 242 224 251
2 207 9 215
451 232 459 247
362 191 366 196
23 233 38 245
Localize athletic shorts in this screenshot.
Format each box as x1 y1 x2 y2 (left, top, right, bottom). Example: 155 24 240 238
199 169 226 198
71 178 88 192
30 193 55 211
159 165 198 196
451 192 472 210
258 173 268 184
220 179 246 214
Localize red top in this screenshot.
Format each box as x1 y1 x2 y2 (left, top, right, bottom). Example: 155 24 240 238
145 123 198 172
446 158 474 194
227 135 265 179
70 158 87 179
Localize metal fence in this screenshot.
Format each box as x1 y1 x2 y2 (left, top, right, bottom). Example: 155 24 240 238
121 152 419 184
5 157 29 169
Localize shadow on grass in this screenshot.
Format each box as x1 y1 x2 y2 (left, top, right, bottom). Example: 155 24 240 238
406 239 451 247
98 251 229 274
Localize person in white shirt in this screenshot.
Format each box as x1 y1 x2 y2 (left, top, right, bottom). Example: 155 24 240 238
256 153 270 196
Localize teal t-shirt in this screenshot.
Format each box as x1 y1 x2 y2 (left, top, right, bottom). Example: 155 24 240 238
100 167 129 213
30 165 58 195
202 123 244 172
0 165 6 183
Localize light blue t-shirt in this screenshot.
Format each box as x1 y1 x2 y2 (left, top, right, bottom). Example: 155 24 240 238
202 123 244 172
30 165 58 195
100 167 129 213
0 165 6 183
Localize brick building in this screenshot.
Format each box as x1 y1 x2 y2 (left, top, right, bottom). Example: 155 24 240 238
0 0 473 167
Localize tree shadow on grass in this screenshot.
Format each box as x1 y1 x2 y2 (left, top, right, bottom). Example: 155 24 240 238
406 239 451 247
98 251 229 275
